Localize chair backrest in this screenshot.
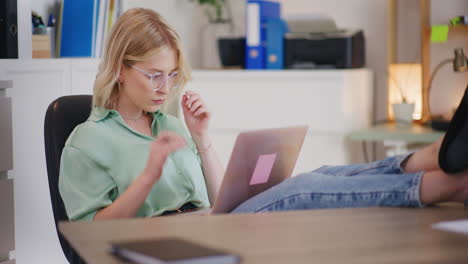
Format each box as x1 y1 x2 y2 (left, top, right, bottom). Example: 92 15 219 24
44 95 92 264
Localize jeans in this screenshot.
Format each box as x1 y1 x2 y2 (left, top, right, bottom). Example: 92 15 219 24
231 153 425 213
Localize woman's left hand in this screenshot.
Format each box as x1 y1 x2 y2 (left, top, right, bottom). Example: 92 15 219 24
182 90 211 139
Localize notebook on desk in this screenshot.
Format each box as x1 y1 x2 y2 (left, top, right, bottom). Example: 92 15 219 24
185 125 308 215
110 238 241 264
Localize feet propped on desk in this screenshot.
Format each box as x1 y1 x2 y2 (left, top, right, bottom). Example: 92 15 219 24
439 85 468 174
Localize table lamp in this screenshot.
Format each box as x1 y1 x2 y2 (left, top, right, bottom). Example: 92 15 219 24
388 64 422 121
426 48 468 131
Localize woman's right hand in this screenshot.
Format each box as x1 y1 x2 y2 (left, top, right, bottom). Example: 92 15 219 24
95 131 186 220
143 131 187 182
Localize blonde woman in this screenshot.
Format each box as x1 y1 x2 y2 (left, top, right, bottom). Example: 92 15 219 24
60 8 222 220
59 8 468 221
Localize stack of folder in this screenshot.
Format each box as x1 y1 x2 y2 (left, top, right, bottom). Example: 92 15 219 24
245 0 288 70
58 0 122 58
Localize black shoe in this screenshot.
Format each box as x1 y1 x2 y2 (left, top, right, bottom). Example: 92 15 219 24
439 85 468 174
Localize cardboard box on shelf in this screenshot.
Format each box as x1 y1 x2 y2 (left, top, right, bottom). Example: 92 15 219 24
32 34 51 58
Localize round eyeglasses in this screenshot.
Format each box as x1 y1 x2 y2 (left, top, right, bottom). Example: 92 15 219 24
127 64 179 92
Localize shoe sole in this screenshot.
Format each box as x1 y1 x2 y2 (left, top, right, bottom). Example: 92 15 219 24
439 85 468 174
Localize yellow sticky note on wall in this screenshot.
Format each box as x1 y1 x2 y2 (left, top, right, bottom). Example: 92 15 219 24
431 25 449 43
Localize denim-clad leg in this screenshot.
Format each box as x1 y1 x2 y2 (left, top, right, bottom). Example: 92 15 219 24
231 153 425 213
311 153 413 176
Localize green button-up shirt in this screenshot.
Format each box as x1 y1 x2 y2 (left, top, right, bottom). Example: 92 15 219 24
59 107 210 221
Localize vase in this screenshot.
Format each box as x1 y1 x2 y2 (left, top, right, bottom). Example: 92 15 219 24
392 103 415 127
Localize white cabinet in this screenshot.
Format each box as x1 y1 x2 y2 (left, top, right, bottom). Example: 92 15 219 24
0 59 372 264
70 59 99 95
0 60 71 264
187 70 373 174
0 80 14 264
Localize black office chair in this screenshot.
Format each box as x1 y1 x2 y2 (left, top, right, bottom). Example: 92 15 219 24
44 95 93 264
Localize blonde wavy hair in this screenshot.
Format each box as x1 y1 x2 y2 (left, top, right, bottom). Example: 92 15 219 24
92 8 192 110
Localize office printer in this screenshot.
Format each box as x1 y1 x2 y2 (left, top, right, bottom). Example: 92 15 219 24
284 16 365 69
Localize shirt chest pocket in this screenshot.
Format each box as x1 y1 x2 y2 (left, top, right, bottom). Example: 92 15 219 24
110 143 151 191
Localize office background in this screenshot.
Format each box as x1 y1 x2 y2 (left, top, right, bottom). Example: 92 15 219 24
25 0 468 122
3 0 468 263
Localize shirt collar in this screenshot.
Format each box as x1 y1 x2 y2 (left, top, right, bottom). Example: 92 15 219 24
88 107 113 122
88 107 163 122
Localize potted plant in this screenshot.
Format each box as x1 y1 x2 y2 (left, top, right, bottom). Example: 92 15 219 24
191 0 230 23
391 77 415 126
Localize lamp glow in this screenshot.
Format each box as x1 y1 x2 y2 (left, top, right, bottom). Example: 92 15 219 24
388 64 422 120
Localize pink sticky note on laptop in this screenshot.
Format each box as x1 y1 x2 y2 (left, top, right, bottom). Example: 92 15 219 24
249 153 277 185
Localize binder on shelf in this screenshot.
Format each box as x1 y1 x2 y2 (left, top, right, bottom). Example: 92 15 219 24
245 0 281 69
59 0 99 57
55 1 64 58
95 0 108 58
107 0 118 32
265 17 288 69
102 0 115 55
96 0 121 57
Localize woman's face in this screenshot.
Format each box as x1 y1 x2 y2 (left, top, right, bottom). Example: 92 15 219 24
119 47 178 113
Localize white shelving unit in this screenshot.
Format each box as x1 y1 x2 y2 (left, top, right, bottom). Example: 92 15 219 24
0 80 15 264
17 0 200 64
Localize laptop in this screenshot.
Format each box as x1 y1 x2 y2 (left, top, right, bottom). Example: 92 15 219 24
185 125 308 215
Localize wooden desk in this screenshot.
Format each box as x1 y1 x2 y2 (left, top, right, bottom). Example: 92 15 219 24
348 123 445 161
348 123 444 143
59 204 468 264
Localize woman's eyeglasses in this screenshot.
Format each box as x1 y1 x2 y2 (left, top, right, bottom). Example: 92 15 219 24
127 64 178 92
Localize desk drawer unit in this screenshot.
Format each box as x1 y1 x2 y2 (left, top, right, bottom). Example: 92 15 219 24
0 96 13 171
0 180 14 263
0 80 14 264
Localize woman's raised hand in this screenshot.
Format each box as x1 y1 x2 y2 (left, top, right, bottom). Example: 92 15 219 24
182 90 211 140
143 131 186 181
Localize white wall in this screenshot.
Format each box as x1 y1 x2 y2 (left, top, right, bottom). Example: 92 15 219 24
122 0 199 69
30 0 60 20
